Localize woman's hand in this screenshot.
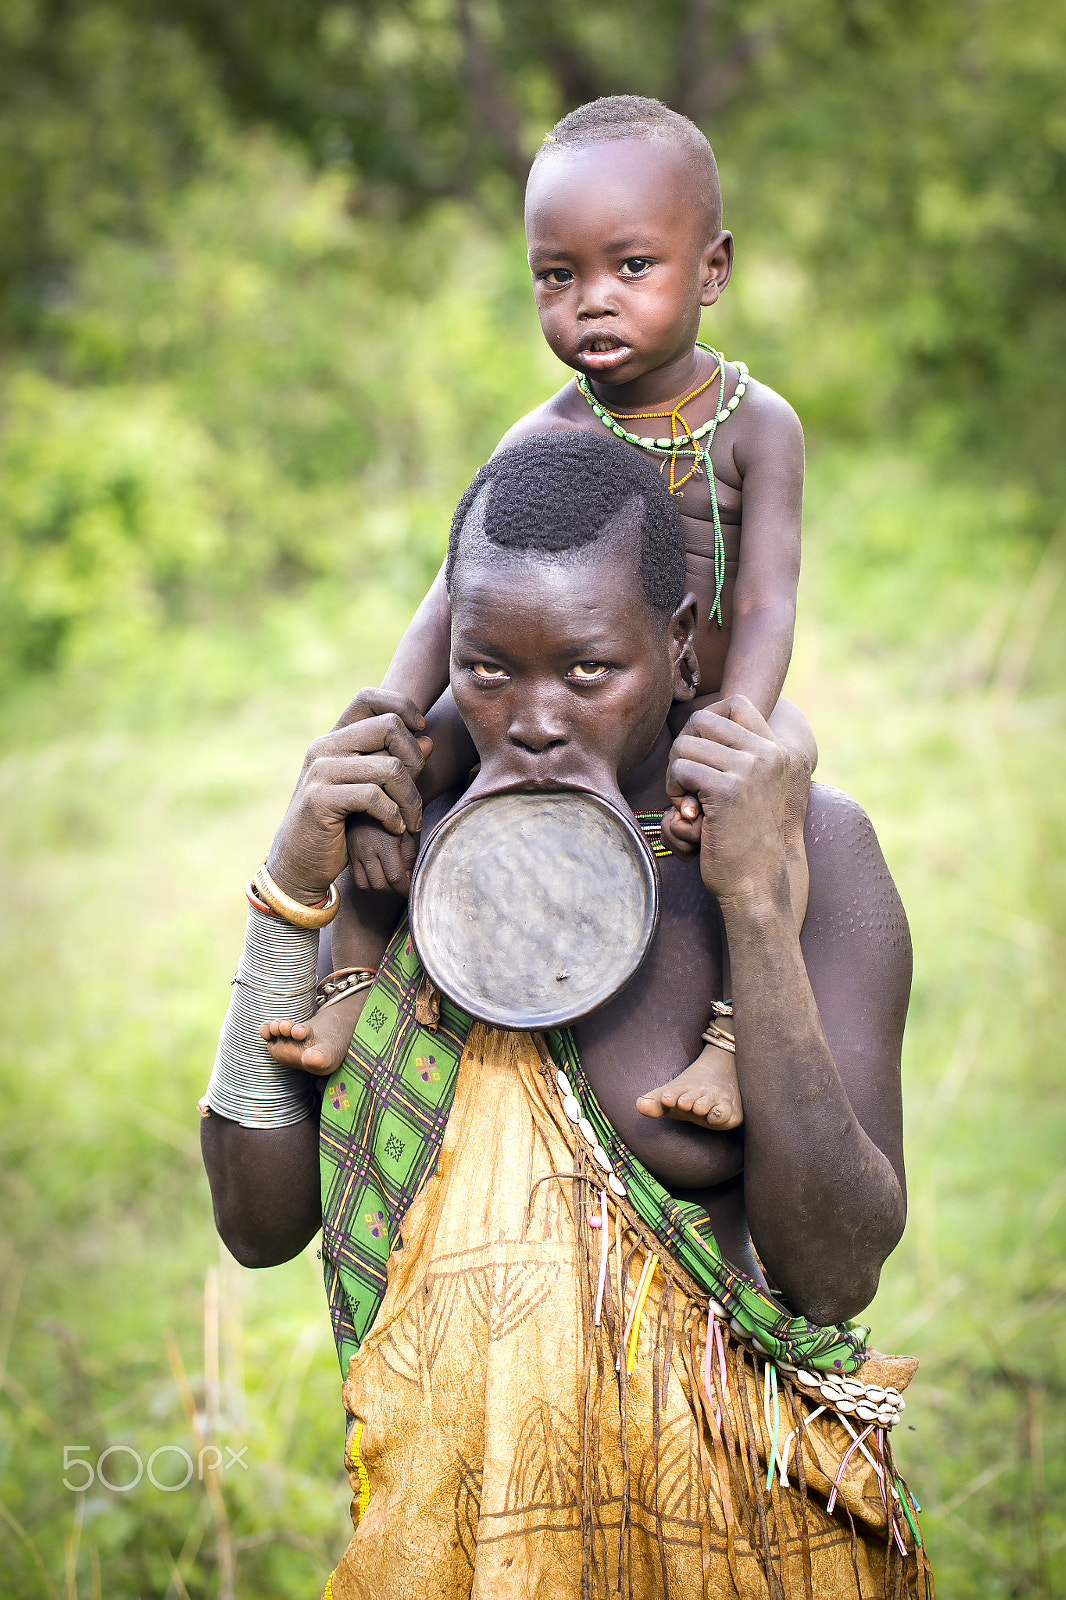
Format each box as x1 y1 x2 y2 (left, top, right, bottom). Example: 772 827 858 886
266 692 430 902
664 696 791 913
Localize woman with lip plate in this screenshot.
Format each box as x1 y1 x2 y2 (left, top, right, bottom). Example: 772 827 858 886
201 434 932 1599
323 95 817 1133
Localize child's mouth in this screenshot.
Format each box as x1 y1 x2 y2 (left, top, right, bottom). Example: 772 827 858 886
577 335 632 373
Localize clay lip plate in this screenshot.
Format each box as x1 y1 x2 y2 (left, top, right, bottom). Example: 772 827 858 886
408 788 660 1030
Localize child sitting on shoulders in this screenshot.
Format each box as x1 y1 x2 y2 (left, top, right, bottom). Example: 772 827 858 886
266 95 813 1133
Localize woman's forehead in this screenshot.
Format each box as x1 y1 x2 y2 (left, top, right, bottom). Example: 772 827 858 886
451 551 654 642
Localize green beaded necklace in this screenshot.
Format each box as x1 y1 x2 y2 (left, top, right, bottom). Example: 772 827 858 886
576 341 748 626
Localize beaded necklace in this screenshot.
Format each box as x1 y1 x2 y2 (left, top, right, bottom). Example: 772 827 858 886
576 341 749 626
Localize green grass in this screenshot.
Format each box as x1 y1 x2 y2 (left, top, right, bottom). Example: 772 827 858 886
0 452 1064 1598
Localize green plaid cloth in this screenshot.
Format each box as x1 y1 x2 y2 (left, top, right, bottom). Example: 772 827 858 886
320 921 870 1376
320 923 470 1375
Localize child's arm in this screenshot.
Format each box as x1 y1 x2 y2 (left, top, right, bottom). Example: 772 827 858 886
379 562 452 714
717 382 804 718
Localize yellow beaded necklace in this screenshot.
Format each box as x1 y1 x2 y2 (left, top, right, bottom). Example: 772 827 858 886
593 361 721 493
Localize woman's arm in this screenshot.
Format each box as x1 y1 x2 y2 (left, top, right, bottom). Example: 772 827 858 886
667 698 909 1324
200 705 425 1266
201 1115 323 1269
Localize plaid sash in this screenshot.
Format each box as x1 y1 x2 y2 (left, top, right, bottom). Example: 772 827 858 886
320 921 870 1376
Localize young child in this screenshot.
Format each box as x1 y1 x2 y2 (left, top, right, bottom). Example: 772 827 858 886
267 96 812 1129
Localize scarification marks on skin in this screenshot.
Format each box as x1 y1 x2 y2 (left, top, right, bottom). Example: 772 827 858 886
806 787 910 949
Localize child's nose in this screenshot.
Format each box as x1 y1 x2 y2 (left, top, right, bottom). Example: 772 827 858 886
576 274 618 319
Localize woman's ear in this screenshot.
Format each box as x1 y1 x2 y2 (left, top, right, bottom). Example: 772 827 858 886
670 595 701 702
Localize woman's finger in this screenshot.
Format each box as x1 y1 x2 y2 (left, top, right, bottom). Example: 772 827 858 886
309 754 423 834
708 694 775 738
665 758 738 805
669 734 756 774
313 713 427 774
676 708 773 756
326 782 406 835
331 687 427 734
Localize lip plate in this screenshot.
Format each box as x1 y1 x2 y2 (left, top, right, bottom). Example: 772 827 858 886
408 787 660 1030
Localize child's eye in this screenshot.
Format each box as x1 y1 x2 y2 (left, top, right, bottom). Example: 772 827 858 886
539 267 574 286
568 661 609 680
619 258 654 277
471 662 508 680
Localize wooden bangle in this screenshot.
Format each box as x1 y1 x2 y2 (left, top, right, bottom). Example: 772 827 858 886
254 861 340 928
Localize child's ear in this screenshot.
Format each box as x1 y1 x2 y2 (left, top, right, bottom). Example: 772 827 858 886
700 231 734 308
670 595 701 702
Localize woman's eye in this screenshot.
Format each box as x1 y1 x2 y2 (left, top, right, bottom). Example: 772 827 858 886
619 257 653 276
568 661 609 680
471 662 507 679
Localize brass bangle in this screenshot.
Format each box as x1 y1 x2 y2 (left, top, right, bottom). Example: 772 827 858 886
701 1023 736 1055
254 861 340 929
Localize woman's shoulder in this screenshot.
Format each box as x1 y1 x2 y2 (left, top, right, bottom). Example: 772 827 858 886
803 784 911 960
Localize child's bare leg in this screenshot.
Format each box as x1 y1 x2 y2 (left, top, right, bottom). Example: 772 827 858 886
260 984 368 1076
636 1042 743 1130
261 870 404 1074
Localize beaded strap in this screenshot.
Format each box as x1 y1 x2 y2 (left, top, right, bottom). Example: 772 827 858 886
633 811 672 858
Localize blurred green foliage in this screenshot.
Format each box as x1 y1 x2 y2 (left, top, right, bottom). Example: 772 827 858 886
0 2 1064 1597
1 0 1064 681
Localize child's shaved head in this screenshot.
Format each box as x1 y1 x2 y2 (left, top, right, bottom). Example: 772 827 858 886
534 96 722 241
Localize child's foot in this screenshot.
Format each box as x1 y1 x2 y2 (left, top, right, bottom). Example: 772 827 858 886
635 1044 744 1130
260 988 365 1077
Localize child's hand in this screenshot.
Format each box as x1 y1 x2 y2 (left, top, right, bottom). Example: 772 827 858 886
661 794 703 856
346 817 419 895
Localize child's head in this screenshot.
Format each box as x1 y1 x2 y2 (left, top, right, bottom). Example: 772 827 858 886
445 431 698 792
525 96 732 389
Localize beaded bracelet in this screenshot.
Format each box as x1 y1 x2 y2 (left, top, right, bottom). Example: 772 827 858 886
315 967 377 1012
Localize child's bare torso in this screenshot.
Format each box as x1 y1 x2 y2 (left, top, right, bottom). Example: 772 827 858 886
504 360 750 700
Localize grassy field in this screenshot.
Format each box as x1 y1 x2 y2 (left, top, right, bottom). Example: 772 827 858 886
1 435 1063 1598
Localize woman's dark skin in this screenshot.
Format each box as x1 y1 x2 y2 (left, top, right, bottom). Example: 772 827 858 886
203 537 909 1324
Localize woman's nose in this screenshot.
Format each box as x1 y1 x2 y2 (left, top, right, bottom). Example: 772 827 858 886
507 697 570 755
